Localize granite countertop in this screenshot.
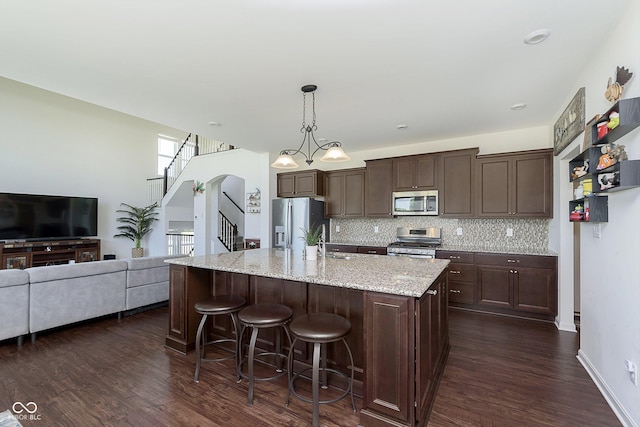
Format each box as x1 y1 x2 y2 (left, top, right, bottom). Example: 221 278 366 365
167 248 449 298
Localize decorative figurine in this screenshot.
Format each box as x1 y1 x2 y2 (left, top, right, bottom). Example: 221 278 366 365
607 111 620 129
605 66 633 103
597 145 614 170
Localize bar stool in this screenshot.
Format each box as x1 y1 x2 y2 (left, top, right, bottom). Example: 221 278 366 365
286 312 356 427
193 295 246 383
237 303 293 405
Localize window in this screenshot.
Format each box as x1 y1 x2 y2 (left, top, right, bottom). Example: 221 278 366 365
158 135 179 175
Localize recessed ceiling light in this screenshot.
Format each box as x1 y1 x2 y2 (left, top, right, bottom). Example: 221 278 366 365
396 124 408 130
208 121 221 126
510 103 527 111
524 29 551 45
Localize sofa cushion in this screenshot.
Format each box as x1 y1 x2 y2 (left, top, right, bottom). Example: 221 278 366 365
125 255 184 288
0 269 29 288
27 260 128 283
124 254 184 271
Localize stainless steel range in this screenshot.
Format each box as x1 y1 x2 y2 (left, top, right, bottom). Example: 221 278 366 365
387 227 442 259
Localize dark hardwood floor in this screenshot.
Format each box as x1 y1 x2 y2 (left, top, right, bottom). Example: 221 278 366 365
0 307 619 426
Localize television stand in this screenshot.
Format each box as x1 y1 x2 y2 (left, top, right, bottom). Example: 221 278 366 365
0 239 101 270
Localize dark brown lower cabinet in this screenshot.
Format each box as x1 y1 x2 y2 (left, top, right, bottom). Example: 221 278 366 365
166 266 449 426
476 253 557 320
361 269 449 427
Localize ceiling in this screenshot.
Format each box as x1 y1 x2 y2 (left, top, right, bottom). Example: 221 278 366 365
0 0 631 157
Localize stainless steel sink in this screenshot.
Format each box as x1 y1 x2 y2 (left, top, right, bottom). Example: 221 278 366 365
326 253 351 260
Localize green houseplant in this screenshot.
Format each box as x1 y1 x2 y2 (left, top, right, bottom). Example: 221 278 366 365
300 225 322 260
113 202 159 258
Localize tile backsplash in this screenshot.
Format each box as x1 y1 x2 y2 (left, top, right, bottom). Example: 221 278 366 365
330 217 549 251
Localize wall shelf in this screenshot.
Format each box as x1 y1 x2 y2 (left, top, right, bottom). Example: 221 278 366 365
568 97 640 223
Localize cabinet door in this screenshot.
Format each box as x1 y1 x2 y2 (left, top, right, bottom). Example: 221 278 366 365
416 154 438 189
2 253 31 269
393 155 437 191
476 156 511 217
512 151 552 217
393 157 417 191
513 266 557 315
439 149 477 217
363 292 413 423
277 174 296 197
477 150 553 218
476 265 511 308
365 159 393 217
324 172 344 217
211 271 250 339
343 169 365 217
294 172 317 196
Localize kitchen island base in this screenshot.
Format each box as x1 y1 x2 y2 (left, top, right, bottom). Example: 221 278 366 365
165 250 450 426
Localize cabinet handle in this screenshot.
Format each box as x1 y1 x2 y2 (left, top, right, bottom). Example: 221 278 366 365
450 256 461 259
449 289 461 294
449 270 461 274
510 269 514 273
367 250 377 254
427 289 438 296
507 259 520 263
514 270 518 274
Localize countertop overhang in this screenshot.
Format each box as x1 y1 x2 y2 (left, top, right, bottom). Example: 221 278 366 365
166 248 450 298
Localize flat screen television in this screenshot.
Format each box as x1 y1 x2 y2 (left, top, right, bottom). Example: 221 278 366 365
0 192 98 241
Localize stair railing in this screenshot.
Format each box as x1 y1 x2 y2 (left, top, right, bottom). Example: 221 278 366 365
218 211 238 252
166 233 195 256
222 191 245 214
161 134 236 197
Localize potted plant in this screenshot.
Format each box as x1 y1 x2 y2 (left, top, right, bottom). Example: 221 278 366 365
113 202 159 258
300 225 322 260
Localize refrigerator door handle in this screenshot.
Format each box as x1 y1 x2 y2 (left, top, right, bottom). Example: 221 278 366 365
286 199 292 249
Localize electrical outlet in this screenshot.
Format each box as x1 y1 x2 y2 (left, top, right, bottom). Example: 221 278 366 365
625 360 637 386
456 228 463 236
506 228 513 237
335 225 340 233
593 223 601 238
374 226 379 233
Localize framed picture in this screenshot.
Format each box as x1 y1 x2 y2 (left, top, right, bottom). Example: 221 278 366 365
583 114 601 151
554 87 585 156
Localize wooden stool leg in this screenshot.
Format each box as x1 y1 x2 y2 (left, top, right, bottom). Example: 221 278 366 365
312 341 321 427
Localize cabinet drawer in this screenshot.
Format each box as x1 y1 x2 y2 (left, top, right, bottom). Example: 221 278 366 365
475 253 556 269
325 244 359 254
436 250 474 264
357 246 387 255
448 281 474 304
446 263 474 283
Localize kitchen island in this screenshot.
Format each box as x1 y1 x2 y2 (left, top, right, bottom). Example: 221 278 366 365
166 249 450 427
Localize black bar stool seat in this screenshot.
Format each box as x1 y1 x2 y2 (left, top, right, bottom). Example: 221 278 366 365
193 294 246 383
238 303 293 405
286 312 356 427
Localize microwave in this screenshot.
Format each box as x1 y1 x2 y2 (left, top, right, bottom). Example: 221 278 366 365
392 190 438 216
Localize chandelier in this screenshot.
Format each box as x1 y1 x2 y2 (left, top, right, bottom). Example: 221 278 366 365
271 84 350 169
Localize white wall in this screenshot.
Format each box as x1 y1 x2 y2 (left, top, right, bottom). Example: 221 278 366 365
552 1 640 424
163 149 272 255
0 77 187 259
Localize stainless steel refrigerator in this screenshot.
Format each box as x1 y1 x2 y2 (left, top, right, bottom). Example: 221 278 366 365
272 198 329 255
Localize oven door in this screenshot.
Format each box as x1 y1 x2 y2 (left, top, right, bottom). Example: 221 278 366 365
387 251 436 259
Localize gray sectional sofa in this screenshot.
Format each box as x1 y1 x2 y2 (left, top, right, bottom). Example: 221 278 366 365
0 254 185 345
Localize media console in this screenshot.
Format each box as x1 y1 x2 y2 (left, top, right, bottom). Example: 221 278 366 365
0 239 101 269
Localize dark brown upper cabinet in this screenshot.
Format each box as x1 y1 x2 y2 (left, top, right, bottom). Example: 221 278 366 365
364 159 393 217
277 169 324 197
438 148 478 218
324 168 365 218
392 154 438 191
476 149 553 218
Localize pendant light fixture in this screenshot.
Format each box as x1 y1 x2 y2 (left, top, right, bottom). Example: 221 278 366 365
271 84 350 169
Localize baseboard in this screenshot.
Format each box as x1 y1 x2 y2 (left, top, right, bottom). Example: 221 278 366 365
577 349 636 427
